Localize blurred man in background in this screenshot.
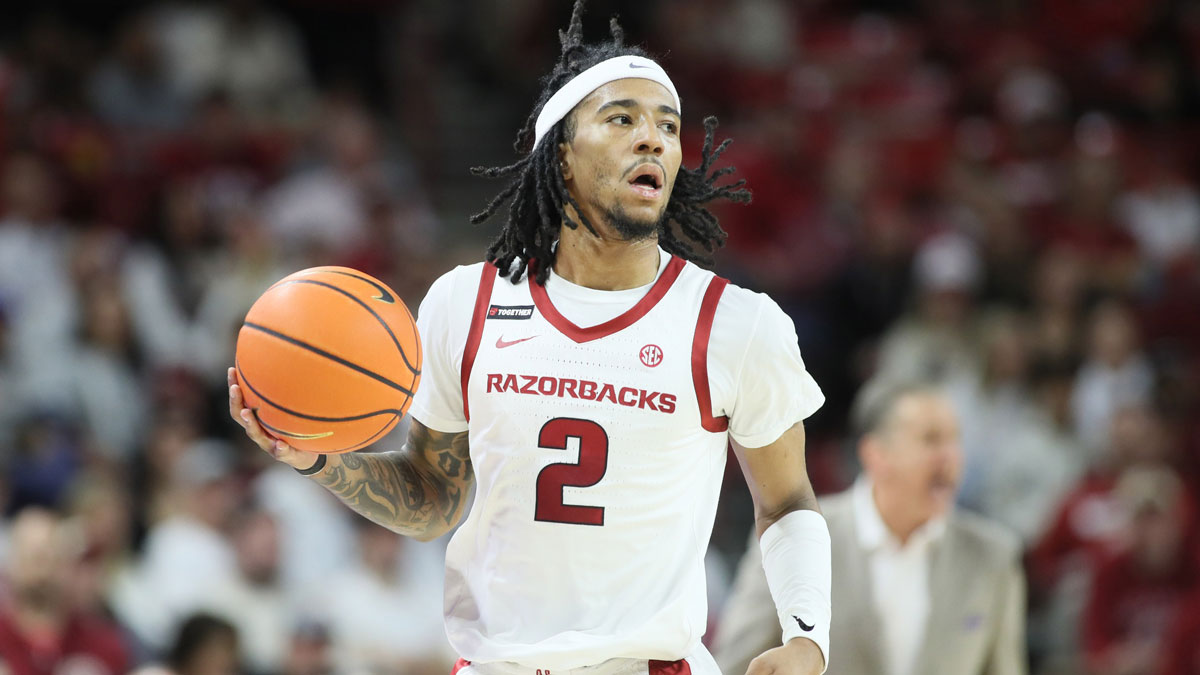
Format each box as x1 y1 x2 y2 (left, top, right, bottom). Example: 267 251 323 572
715 382 1025 675
1081 464 1197 675
111 439 240 654
202 507 289 675
318 519 450 674
0 507 129 675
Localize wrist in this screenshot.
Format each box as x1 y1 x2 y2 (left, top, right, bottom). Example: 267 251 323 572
784 637 826 671
761 510 832 673
295 453 327 476
785 636 823 654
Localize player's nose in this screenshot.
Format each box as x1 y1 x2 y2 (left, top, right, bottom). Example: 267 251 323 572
633 119 665 156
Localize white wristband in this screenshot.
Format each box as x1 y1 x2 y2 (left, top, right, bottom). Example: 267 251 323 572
759 509 832 673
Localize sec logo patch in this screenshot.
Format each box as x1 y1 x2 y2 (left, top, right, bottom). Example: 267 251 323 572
640 344 663 367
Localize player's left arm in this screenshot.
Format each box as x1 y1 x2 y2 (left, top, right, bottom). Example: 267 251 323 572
718 290 830 674
732 422 829 675
733 422 820 536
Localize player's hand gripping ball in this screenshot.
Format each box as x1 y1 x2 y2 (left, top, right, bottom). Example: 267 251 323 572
233 267 421 454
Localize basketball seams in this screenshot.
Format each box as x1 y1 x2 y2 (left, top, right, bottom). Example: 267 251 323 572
397 292 423 402
240 326 417 410
272 278 421 376
243 322 415 397
249 381 399 453
343 413 401 452
236 361 411 424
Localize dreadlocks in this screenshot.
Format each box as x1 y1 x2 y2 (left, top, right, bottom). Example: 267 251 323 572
469 0 751 285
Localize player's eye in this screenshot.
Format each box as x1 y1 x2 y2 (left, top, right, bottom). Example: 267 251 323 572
609 114 632 125
659 121 678 134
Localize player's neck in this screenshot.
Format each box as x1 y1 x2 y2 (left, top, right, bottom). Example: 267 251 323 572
553 225 660 291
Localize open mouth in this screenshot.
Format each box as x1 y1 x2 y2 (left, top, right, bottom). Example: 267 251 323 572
628 165 664 198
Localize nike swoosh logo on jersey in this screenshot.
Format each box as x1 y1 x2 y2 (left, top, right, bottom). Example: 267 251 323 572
496 335 537 349
794 616 815 631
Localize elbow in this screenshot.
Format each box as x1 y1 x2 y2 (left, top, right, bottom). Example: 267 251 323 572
756 494 821 536
410 524 450 543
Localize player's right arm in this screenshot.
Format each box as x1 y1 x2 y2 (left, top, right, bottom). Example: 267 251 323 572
229 367 473 541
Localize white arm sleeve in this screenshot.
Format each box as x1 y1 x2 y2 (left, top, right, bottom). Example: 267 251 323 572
723 293 825 448
761 509 833 672
406 266 473 433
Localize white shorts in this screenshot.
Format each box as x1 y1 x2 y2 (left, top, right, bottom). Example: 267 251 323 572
450 644 721 675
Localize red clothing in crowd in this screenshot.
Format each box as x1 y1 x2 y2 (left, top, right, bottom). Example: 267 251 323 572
1082 550 1197 673
0 610 128 675
1030 473 1126 591
1162 590 1200 675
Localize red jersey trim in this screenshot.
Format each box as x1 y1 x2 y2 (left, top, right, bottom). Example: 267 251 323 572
461 264 499 421
692 275 730 432
649 659 693 675
450 659 471 674
529 255 685 344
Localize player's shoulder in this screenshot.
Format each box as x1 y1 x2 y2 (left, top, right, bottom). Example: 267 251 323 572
682 263 789 333
422 261 493 305
430 260 491 288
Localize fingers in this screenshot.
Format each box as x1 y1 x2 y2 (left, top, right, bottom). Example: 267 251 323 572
229 386 244 426
239 402 305 464
226 366 320 471
228 367 247 425
745 652 781 675
227 366 288 455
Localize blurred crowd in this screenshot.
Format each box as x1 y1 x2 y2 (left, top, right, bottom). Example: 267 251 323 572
0 1 1198 674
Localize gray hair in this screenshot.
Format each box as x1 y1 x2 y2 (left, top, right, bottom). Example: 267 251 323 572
851 378 946 437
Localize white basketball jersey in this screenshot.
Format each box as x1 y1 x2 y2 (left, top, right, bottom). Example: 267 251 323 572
409 252 824 671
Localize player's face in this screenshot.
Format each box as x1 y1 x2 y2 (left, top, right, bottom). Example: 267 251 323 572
875 394 963 521
559 78 682 241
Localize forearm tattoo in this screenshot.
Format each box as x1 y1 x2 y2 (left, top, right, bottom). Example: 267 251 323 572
314 422 473 537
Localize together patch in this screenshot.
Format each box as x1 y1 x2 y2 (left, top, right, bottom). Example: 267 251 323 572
487 304 535 320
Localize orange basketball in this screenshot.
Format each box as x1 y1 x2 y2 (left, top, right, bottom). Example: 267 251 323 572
234 266 421 454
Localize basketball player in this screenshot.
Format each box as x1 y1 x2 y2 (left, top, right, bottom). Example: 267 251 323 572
228 3 831 673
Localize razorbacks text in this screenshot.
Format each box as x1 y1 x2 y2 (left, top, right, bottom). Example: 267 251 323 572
485 373 677 413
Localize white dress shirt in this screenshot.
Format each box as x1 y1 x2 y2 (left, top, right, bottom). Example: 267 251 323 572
853 479 947 675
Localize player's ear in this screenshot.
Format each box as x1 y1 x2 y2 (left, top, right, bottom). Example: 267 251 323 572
558 144 574 181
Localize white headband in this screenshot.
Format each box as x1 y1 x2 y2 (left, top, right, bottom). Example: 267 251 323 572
533 55 681 149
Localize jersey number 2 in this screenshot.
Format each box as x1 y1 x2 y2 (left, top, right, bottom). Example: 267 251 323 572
534 417 608 526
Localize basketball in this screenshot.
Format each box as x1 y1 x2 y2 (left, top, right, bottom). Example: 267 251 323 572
234 266 422 454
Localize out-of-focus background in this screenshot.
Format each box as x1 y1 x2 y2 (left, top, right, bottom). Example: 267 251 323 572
0 0 1198 673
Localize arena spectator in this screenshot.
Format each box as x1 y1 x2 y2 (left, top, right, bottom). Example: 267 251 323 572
962 310 1085 543
110 439 240 653
151 0 315 127
1071 300 1155 453
166 613 241 675
0 507 129 674
89 12 188 132
1082 464 1197 675
1029 403 1175 672
201 507 289 675
315 519 451 674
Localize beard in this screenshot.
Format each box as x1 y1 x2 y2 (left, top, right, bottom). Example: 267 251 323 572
17 581 61 612
599 200 664 242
